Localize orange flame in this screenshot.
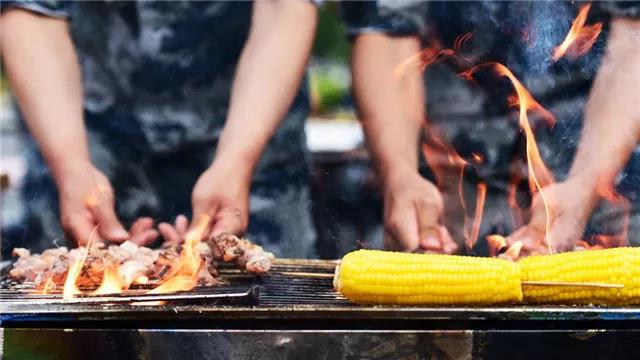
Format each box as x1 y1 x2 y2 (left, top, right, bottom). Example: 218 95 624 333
146 215 210 294
465 182 487 251
93 264 125 295
453 32 474 63
552 3 603 62
40 277 56 295
460 62 556 253
595 184 631 248
394 47 454 78
507 169 525 229
62 225 99 300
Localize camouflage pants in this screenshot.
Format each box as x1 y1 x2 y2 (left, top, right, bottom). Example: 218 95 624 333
14 111 316 258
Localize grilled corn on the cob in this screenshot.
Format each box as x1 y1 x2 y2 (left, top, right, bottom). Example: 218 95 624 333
334 249 522 305
520 247 640 305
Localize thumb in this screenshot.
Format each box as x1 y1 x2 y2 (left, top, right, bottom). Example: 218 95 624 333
210 207 245 238
416 204 443 252
89 204 129 242
64 215 98 247
384 206 419 251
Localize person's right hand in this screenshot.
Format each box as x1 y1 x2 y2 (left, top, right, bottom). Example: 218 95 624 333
57 162 129 246
382 167 457 254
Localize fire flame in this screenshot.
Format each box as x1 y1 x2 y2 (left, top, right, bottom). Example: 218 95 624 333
595 184 631 248
62 225 99 300
394 47 454 79
40 277 56 295
146 215 210 294
60 215 210 299
466 182 487 251
507 169 525 229
460 62 556 253
93 264 125 295
552 3 603 62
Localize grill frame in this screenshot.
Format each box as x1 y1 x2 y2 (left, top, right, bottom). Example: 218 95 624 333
3 259 640 326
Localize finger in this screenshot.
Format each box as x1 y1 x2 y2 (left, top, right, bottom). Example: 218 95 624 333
191 204 217 237
419 236 442 252
505 226 529 247
129 217 154 236
415 199 443 252
384 206 419 251
174 214 189 236
438 226 458 254
210 208 245 238
89 203 129 243
158 222 183 246
129 229 159 247
547 215 582 252
64 215 98 247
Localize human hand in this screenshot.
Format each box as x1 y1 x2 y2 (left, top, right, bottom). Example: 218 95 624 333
382 168 457 254
191 161 250 240
506 177 600 256
57 162 128 246
157 215 190 247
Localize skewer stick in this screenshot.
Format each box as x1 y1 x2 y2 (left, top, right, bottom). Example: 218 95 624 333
277 273 625 288
521 280 623 288
278 271 335 278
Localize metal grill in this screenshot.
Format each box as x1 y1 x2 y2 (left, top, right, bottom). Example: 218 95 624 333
0 259 349 307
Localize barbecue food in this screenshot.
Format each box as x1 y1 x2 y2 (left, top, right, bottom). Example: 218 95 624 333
520 247 640 305
10 233 273 291
10 242 159 289
334 249 522 305
208 233 274 274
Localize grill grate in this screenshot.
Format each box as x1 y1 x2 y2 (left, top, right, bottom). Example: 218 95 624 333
0 259 350 306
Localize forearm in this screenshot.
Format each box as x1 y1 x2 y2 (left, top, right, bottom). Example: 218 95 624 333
1 9 89 185
213 0 317 180
568 18 640 194
351 34 424 184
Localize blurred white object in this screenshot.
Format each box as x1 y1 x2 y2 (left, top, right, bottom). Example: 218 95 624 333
305 118 364 152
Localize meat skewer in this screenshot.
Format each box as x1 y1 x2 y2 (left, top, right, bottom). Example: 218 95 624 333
10 232 273 291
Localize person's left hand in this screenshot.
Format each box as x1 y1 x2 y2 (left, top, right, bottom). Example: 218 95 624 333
506 176 600 257
190 161 251 240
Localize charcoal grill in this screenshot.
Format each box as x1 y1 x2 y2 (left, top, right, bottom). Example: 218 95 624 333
2 259 640 359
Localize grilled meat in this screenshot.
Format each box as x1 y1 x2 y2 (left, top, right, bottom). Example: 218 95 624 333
10 232 272 290
207 233 274 274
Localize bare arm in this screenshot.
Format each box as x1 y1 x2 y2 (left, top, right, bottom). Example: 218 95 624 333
1 9 128 244
569 18 640 196
1 9 89 183
192 0 318 235
351 34 456 253
508 18 640 254
213 0 317 180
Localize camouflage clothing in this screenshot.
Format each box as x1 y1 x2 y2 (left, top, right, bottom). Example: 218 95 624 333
343 1 640 248
4 1 316 258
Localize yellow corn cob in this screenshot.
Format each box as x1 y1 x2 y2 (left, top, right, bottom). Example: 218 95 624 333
334 249 522 305
520 247 640 305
